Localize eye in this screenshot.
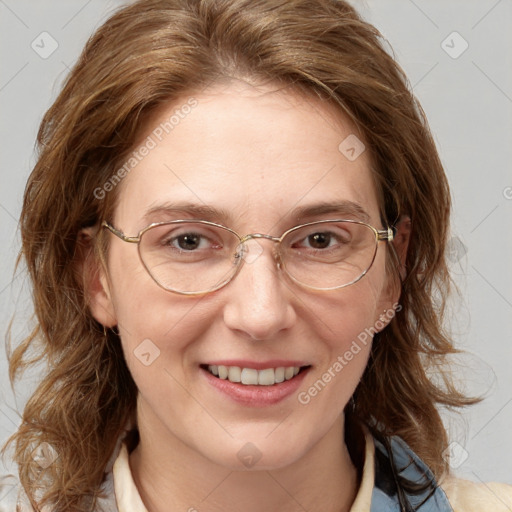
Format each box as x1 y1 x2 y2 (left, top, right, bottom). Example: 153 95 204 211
141 222 240 273
161 230 221 251
303 232 335 249
292 228 351 250
141 223 228 256
168 232 209 251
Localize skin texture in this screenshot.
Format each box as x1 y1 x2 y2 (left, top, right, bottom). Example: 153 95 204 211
86 81 406 512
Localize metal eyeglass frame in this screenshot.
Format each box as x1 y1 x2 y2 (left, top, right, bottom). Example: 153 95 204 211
101 219 395 295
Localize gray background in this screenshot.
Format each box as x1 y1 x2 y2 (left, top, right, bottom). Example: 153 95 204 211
0 0 511 502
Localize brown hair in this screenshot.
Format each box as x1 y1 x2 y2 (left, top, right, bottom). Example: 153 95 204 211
4 0 475 509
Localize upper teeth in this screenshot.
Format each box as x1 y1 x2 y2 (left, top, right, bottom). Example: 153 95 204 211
208 365 300 386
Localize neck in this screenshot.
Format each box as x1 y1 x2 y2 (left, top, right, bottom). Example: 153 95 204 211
129 410 360 512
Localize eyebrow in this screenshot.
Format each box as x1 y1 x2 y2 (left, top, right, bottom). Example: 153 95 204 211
291 201 370 223
141 199 370 226
142 202 232 225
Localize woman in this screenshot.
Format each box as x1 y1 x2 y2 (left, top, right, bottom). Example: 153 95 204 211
4 0 512 511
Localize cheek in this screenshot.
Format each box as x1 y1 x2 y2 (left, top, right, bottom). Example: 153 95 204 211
113 285 209 362
310 259 388 350
315 291 376 380
106 246 210 377
107 241 193 341
300 258 388 395
111 289 214 423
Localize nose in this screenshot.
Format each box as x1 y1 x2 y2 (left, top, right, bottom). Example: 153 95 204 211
222 239 296 341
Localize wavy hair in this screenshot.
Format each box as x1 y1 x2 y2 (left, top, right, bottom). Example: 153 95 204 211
4 0 475 509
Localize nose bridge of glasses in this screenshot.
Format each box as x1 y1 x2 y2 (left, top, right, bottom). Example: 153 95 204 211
239 233 280 244
236 233 282 265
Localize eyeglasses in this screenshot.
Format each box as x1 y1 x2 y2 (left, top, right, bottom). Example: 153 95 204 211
102 219 394 295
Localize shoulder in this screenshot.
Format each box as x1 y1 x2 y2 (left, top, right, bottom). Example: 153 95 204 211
3 445 121 512
370 428 512 512
4 473 119 512
93 468 119 512
440 474 512 512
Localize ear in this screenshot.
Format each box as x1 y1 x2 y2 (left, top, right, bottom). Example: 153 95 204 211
374 215 411 328
392 215 411 282
76 227 118 328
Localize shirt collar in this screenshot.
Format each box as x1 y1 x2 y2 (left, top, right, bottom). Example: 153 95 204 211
112 428 376 512
113 443 149 512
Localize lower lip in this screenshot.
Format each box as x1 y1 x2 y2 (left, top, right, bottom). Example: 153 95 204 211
200 366 311 407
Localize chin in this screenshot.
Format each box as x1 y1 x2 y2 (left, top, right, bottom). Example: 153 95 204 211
195 430 312 471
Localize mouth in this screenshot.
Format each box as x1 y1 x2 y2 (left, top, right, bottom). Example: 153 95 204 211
199 361 312 406
200 364 311 386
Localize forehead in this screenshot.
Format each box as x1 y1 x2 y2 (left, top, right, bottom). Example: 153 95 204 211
113 81 380 232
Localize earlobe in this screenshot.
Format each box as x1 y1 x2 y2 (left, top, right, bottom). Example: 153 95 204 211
77 227 118 328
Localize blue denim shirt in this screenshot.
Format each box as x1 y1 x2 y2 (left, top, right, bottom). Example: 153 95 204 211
371 434 453 511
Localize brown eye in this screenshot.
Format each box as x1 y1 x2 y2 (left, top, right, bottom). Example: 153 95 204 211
307 232 332 249
174 233 202 250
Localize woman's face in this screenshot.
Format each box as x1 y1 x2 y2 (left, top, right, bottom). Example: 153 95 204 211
90 80 398 470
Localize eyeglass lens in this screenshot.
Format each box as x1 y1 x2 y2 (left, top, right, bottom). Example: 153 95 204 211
137 221 379 293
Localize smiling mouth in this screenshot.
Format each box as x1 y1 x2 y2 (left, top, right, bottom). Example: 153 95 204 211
200 364 311 386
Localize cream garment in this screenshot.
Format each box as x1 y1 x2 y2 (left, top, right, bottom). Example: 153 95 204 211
109 430 512 512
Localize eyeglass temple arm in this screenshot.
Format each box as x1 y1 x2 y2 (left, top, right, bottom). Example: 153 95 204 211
377 227 395 242
101 221 140 243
